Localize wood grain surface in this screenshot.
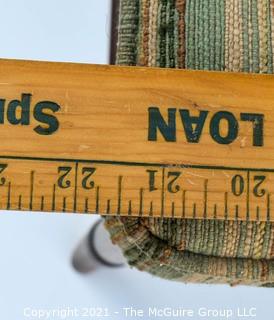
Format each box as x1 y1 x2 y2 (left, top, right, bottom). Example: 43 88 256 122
0 58 273 221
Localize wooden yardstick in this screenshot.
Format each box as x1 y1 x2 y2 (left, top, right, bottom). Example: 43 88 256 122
0 58 273 221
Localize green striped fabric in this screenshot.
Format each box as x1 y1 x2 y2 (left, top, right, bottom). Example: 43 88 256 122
105 0 274 286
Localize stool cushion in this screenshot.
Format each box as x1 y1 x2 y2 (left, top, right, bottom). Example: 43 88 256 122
104 0 274 287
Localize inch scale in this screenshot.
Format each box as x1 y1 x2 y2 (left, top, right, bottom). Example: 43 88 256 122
0 58 274 221
0 156 273 221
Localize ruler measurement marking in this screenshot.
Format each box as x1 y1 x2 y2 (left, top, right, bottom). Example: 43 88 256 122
7 182 11 210
213 204 217 219
204 179 208 219
0 155 273 220
18 194 22 210
40 196 44 211
139 188 144 217
256 206 260 220
29 171 34 210
182 190 186 218
52 184 56 211
235 205 239 221
106 199 111 214
193 203 197 218
171 202 175 218
85 198 89 213
0 61 273 221
246 171 250 221
267 193 271 221
161 168 165 218
117 176 123 215
62 197 67 213
128 200 132 216
149 201 153 216
73 162 79 212
95 186 100 212
224 192 228 220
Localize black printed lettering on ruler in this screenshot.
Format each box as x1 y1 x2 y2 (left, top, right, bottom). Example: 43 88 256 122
0 164 8 186
210 111 239 145
148 107 264 146
0 94 61 135
167 172 181 193
57 166 72 189
82 168 97 213
253 175 266 197
82 167 96 189
240 113 264 146
231 175 245 196
1 154 273 220
147 170 158 191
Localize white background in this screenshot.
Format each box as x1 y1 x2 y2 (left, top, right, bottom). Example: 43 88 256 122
0 1 273 319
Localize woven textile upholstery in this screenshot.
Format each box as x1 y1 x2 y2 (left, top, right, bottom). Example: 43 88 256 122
104 0 274 287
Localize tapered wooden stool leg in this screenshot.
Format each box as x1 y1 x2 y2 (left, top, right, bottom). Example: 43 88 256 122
71 219 126 273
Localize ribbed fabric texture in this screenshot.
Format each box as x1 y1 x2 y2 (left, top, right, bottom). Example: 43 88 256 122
105 0 274 287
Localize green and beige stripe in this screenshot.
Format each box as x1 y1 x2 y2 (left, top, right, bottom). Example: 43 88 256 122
116 0 274 72
106 0 274 286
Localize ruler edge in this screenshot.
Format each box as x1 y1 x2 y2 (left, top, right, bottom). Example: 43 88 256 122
0 58 273 221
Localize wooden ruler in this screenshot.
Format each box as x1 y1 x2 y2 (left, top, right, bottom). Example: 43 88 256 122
0 58 274 221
